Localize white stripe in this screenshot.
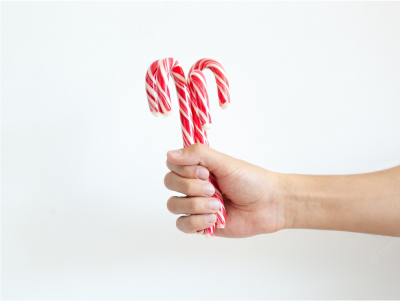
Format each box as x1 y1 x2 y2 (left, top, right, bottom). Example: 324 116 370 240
146 95 158 108
156 81 170 103
193 83 210 117
181 124 194 144
171 71 186 83
179 104 191 121
214 73 229 91
195 103 209 123
217 86 229 102
205 63 227 77
145 83 158 101
192 72 207 87
158 60 168 80
147 67 156 82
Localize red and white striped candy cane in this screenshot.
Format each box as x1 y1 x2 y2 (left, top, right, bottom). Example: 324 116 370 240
146 58 230 238
188 58 231 237
145 58 195 147
145 60 161 116
188 58 230 132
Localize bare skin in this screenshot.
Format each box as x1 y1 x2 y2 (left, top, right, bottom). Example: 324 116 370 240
164 144 400 238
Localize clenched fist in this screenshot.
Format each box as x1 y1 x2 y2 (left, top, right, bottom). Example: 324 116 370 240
164 143 286 238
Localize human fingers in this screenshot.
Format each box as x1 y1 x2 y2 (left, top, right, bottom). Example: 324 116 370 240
167 196 221 214
164 172 215 197
166 160 209 180
176 214 217 233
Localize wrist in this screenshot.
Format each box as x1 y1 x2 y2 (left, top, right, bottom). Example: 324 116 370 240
278 173 340 231
277 173 308 230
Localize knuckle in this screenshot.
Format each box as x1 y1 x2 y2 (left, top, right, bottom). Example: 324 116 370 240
179 166 189 178
192 143 206 155
183 180 194 195
182 166 196 179
188 181 203 196
176 217 190 233
195 181 205 196
190 198 200 212
166 196 175 213
176 217 183 231
187 216 197 232
163 172 172 188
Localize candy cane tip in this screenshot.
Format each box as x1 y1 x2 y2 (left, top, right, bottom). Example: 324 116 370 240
151 111 159 117
205 233 213 239
202 123 212 131
162 109 172 117
216 224 225 229
220 102 230 110
162 110 173 117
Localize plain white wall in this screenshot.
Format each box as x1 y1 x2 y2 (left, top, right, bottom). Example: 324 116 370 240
2 1 400 299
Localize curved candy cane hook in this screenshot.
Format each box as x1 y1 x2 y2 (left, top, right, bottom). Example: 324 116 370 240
145 60 160 116
145 58 194 147
188 58 231 132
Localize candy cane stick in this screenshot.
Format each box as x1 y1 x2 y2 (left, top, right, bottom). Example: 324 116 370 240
188 59 231 237
146 58 230 238
145 58 194 147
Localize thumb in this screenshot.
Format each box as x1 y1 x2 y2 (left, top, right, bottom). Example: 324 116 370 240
166 143 235 176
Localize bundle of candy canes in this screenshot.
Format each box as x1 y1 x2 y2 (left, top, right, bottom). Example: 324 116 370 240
145 58 230 238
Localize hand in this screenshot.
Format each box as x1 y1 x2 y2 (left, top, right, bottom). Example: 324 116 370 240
165 144 400 238
164 143 286 238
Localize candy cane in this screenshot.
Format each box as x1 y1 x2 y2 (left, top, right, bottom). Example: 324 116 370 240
146 58 230 238
145 60 160 116
188 58 230 132
145 58 194 147
188 58 231 237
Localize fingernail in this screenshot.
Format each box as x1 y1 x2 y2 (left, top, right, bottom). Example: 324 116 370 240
167 149 182 158
205 214 216 224
209 199 221 211
204 183 215 196
196 167 209 180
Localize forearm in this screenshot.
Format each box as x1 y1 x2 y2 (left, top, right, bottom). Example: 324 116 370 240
280 166 400 236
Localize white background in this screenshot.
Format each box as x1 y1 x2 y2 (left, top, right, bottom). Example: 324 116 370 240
2 1 400 299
